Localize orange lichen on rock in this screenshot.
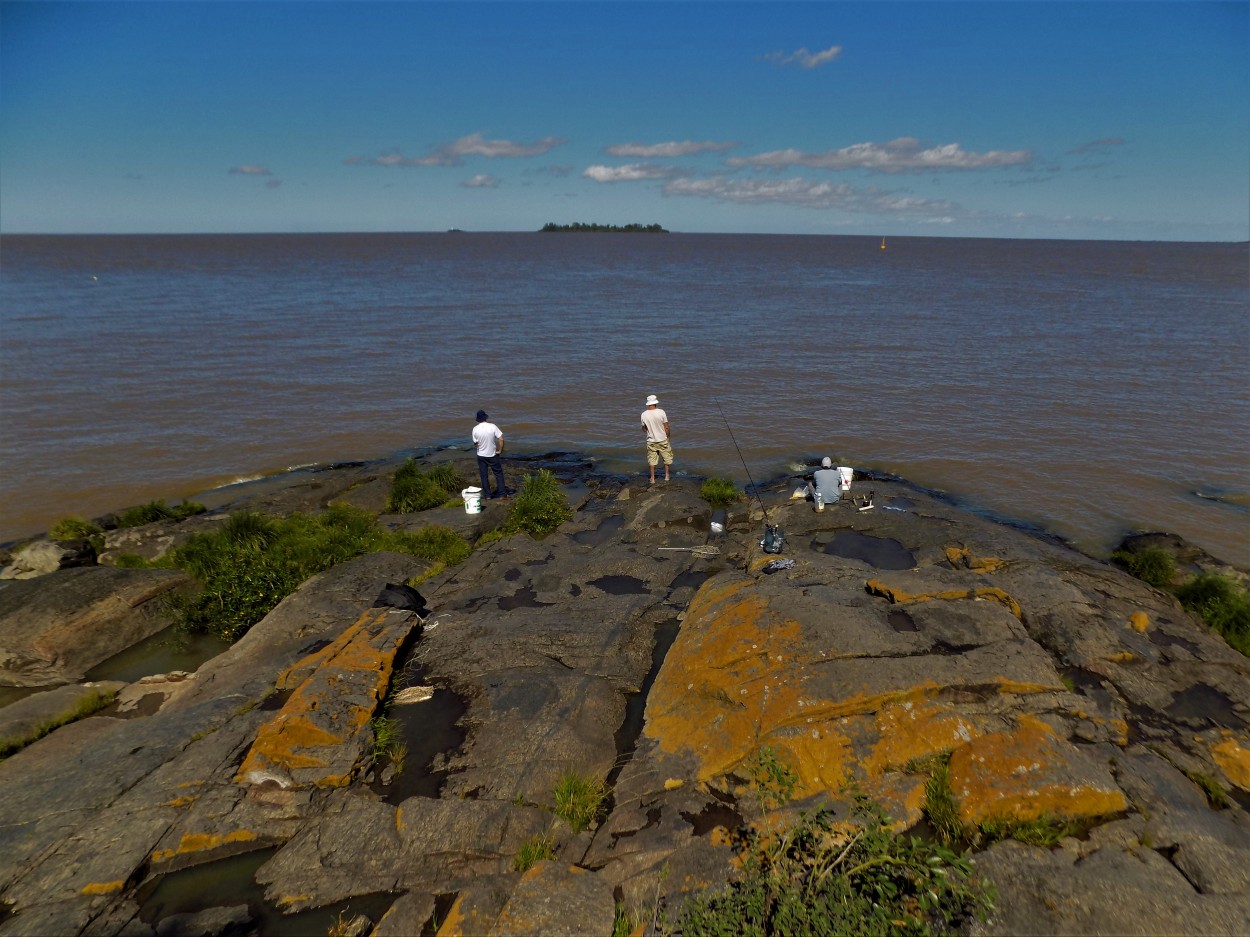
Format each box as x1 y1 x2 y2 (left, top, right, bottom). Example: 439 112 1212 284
236 607 415 788
1210 735 1250 791
1129 611 1150 633
80 881 125 896
948 715 1127 827
150 829 258 865
865 578 1022 620
863 701 979 777
945 546 1006 574
644 578 808 781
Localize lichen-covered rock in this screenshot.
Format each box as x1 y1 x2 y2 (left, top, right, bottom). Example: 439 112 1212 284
489 862 614 937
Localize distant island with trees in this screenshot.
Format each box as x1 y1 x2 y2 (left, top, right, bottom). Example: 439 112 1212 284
539 222 669 233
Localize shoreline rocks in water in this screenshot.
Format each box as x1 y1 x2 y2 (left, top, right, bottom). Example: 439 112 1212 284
0 448 1247 936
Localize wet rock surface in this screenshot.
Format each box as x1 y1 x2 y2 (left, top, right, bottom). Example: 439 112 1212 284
0 453 1247 935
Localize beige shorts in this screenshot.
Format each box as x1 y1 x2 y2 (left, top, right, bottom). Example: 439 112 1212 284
646 439 674 466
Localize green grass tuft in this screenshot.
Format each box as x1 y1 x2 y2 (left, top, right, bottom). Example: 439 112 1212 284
977 814 1084 848
552 771 607 833
512 835 557 872
1184 769 1230 809
921 756 964 849
387 459 452 514
426 462 466 496
49 516 103 541
117 499 205 528
699 476 740 507
1111 546 1177 588
0 687 117 757
1175 572 1250 656
504 470 573 538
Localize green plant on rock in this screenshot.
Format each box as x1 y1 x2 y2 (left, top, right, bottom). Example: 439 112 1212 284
920 755 963 849
504 470 573 538
1175 572 1250 656
669 795 994 937
369 715 407 776
426 462 466 497
744 745 798 818
165 504 470 642
552 771 607 833
49 516 103 541
387 459 451 514
1184 769 1230 810
699 476 740 507
1111 546 1177 589
0 687 117 757
512 834 557 872
977 814 1084 848
117 499 205 528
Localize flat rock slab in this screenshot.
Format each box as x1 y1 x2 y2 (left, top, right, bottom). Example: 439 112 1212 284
0 567 190 686
489 862 614 937
0 681 125 755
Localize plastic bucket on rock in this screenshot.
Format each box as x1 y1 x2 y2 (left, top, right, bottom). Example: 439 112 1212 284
837 467 854 491
461 487 483 514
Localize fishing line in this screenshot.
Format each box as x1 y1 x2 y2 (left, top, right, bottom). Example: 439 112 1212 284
714 398 770 523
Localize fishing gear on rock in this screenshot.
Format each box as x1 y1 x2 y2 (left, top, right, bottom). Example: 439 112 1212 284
714 399 785 555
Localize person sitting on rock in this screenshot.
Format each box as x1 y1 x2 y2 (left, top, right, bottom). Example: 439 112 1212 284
807 457 842 506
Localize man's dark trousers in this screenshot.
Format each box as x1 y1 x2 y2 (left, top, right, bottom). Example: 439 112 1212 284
477 455 506 498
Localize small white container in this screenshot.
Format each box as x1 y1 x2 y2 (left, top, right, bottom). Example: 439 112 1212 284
837 466 854 491
461 487 483 514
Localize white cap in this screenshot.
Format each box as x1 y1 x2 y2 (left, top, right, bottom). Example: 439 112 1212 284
645 394 659 406
821 457 832 468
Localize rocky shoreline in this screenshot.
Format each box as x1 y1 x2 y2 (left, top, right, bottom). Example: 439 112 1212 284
1 448 1248 936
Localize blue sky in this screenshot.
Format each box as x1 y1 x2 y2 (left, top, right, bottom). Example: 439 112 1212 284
2 1 1247 240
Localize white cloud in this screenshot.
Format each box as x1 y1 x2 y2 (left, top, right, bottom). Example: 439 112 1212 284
661 175 960 217
345 132 566 168
228 164 272 175
462 174 499 188
604 140 737 158
764 43 843 69
729 138 1032 174
582 163 679 183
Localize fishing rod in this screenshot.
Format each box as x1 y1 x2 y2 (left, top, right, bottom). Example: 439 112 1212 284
714 398 784 553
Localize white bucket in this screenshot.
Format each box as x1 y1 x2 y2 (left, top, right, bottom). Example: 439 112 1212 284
461 487 483 514
837 466 854 491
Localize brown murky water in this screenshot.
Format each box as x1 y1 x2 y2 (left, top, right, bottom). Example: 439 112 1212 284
2 233 1246 564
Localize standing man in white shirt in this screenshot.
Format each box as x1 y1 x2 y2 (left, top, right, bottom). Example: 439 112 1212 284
472 409 508 500
640 394 674 485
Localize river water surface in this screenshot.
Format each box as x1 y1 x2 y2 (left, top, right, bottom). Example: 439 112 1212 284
1 233 1246 565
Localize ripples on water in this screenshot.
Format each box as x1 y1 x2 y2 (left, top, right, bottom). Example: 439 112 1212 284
1 233 1247 565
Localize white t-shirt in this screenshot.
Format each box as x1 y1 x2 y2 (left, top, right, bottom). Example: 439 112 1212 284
472 421 502 457
641 408 669 442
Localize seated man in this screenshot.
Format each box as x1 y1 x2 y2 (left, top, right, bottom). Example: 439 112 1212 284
808 457 842 506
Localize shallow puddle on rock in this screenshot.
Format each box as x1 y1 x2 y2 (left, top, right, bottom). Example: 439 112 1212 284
379 666 469 803
588 575 650 596
136 847 398 937
681 802 743 837
1148 630 1201 655
497 586 554 611
0 685 51 710
504 568 522 582
1164 684 1245 729
668 570 710 592
85 627 231 685
571 514 625 547
887 609 919 633
813 530 916 570
608 618 681 787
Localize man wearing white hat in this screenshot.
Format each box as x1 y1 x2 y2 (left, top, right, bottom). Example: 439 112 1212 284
640 394 674 484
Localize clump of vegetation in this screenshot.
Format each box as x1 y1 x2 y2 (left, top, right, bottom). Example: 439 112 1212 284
117 499 206 528
1175 572 1250 656
164 504 469 641
1111 545 1177 588
552 771 607 833
513 834 557 872
744 745 798 817
504 470 572 538
49 516 103 541
670 795 995 937
700 476 740 507
977 814 1084 848
0 686 117 757
387 459 457 514
369 715 407 777
920 755 964 849
1184 769 1230 810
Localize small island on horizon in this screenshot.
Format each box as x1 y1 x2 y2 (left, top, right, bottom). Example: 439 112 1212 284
539 222 669 233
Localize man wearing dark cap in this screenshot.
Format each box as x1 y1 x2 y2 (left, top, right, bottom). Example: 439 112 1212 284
472 409 508 499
